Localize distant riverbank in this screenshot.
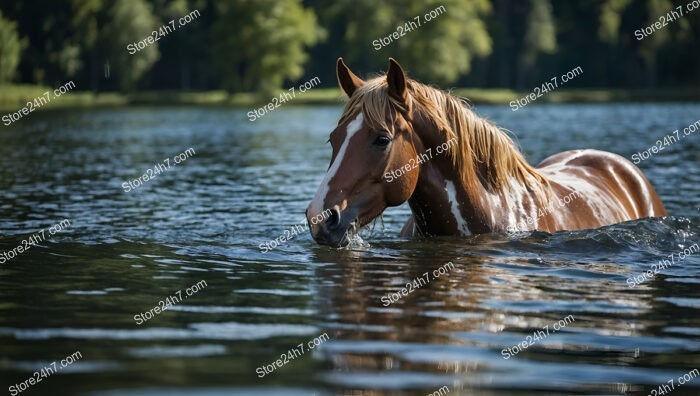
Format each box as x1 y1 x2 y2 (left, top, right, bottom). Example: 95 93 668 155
2 84 699 113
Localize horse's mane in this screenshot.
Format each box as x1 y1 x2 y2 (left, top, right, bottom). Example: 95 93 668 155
338 76 550 201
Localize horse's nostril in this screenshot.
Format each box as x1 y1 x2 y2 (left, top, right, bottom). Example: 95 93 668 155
325 209 340 230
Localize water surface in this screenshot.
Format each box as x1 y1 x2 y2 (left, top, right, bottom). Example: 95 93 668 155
1 103 699 395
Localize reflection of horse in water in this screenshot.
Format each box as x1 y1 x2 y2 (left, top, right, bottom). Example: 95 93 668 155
306 58 666 247
312 246 493 341
310 244 520 389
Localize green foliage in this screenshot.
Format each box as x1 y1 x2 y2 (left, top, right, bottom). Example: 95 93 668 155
319 0 394 68
639 0 673 58
211 0 324 94
598 0 632 43
0 10 25 83
397 0 492 84
522 0 557 66
69 0 103 49
323 0 492 85
100 0 160 90
0 0 699 93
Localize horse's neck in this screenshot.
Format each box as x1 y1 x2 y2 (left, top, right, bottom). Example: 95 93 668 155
407 158 496 236
407 118 545 236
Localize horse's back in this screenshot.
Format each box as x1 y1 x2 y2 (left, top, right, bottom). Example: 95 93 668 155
537 149 667 224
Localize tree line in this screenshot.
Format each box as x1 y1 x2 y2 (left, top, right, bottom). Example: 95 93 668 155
0 0 698 95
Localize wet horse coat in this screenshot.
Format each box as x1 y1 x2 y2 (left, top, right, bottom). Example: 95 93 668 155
306 58 666 246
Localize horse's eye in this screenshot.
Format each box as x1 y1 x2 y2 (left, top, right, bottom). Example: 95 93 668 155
373 135 391 148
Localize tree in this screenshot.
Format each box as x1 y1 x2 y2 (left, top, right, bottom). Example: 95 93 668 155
394 0 493 85
517 0 557 87
147 0 212 90
319 0 492 85
637 0 673 86
0 10 25 83
211 0 324 94
598 0 632 43
100 0 160 91
522 0 557 65
0 0 77 85
68 0 103 91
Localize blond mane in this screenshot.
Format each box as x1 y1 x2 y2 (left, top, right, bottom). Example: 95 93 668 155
338 76 551 201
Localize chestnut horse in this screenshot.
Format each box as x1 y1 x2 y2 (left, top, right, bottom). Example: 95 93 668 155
306 58 666 247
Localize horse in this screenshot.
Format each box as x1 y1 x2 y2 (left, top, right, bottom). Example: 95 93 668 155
305 58 667 247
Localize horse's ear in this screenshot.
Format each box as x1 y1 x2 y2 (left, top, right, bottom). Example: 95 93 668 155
337 58 364 97
386 58 407 102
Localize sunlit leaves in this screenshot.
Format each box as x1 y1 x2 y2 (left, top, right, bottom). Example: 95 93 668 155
0 10 25 83
100 0 160 90
522 0 557 66
211 0 324 94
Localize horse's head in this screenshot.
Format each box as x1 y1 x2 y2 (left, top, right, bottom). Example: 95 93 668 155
306 58 424 246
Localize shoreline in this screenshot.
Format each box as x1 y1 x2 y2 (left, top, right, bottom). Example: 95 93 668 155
2 85 700 113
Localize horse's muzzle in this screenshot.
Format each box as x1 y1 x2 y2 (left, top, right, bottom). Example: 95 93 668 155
306 207 351 247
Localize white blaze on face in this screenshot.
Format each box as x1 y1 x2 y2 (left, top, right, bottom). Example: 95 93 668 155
445 180 471 235
308 113 365 217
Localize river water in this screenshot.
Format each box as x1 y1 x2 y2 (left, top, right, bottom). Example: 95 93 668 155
1 103 699 395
